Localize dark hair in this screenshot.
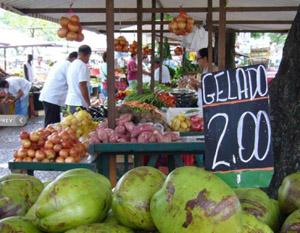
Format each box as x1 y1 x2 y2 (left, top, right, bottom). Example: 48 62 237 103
0 78 8 88
198 48 208 59
27 54 33 61
78 45 92 55
102 51 107 62
68 51 78 59
131 53 136 58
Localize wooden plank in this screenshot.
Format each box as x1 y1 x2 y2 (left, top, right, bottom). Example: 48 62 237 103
20 6 298 14
218 0 226 70
106 0 117 186
137 0 143 94
89 142 205 154
159 12 164 83
207 0 213 72
150 0 156 92
81 20 293 26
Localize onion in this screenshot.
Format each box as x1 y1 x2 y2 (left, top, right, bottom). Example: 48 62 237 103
37 139 45 147
69 148 78 157
68 22 80 33
169 21 178 32
53 144 63 152
20 131 29 140
29 132 40 142
14 158 22 162
44 140 54 149
76 33 84 42
176 15 186 23
23 157 32 162
35 150 46 161
115 45 122 51
31 142 39 150
60 17 70 27
65 157 75 163
57 28 68 38
177 21 186 30
32 158 39 162
21 139 31 149
56 157 65 163
66 32 78 41
70 15 80 23
17 148 27 158
27 149 35 158
45 149 56 159
187 17 194 26
62 140 72 149
59 149 69 158
59 131 69 140
42 158 50 163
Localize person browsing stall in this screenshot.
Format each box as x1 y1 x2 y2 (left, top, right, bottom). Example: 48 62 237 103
99 51 108 98
65 45 92 113
39 51 78 127
127 53 138 88
24 54 34 83
154 58 171 84
0 77 31 116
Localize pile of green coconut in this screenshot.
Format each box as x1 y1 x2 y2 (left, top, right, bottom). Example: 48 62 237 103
0 166 299 233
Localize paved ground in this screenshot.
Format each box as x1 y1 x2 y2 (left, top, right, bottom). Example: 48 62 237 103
0 116 60 182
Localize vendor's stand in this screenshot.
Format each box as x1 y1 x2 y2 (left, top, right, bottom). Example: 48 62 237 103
2 0 297 188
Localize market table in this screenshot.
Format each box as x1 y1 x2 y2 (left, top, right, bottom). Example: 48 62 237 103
8 161 97 175
88 140 206 181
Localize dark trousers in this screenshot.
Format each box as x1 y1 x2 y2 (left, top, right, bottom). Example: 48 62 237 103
67 105 86 114
43 101 61 127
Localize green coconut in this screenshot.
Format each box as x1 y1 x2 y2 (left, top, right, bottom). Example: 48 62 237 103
112 166 165 231
0 174 43 218
278 172 300 214
0 216 42 233
242 212 273 233
26 168 112 233
150 167 243 233
280 209 300 233
65 223 134 233
235 188 280 231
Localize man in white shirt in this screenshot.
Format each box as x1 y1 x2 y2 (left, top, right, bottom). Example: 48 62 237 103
0 77 32 116
154 59 171 84
24 54 34 83
65 45 92 113
39 52 78 127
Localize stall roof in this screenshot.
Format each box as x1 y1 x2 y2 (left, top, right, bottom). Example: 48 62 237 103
0 0 298 32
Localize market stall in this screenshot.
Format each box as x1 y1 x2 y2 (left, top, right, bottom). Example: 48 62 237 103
1 0 297 187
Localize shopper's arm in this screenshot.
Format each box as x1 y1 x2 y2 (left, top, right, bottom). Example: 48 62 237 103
79 81 90 107
14 90 24 102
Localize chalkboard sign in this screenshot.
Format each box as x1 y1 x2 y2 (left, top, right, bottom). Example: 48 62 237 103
202 64 273 171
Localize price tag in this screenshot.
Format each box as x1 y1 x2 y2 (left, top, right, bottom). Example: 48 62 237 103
202 65 273 171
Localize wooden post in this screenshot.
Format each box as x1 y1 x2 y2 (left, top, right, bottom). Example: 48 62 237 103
137 0 143 94
159 12 164 83
218 0 226 70
207 0 213 72
3 48 7 71
106 0 117 186
150 0 156 92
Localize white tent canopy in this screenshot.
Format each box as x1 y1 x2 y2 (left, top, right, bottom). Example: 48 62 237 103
0 0 298 33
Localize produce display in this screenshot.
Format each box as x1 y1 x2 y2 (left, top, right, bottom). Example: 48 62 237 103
129 41 138 54
174 46 183 56
156 92 176 107
14 126 88 163
57 15 84 42
1 168 300 232
61 110 98 137
168 10 194 36
114 36 129 52
170 88 198 107
125 89 166 109
89 113 180 144
170 113 191 132
170 110 204 132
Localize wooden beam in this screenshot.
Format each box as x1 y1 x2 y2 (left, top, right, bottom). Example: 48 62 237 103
20 6 298 14
98 30 170 33
150 0 156 92
137 0 143 94
159 12 164 83
106 0 116 186
207 0 213 72
218 0 226 70
82 20 293 27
